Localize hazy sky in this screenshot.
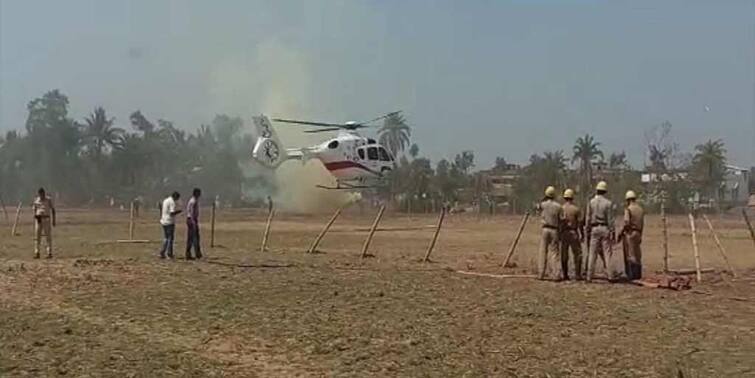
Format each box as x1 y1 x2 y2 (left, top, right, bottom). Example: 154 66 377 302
1 0 753 168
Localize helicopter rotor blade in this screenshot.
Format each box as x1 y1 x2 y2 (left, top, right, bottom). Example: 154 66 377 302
304 128 342 133
272 118 344 128
359 110 402 126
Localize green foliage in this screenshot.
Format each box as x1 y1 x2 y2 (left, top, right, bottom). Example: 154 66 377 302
0 90 269 206
453 151 475 174
408 143 419 159
378 113 411 157
513 151 567 211
572 134 603 199
691 139 727 201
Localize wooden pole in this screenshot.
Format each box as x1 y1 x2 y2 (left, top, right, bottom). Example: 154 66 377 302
360 206 385 258
502 211 530 268
455 270 536 279
260 208 275 252
661 203 669 272
307 206 343 253
210 201 216 247
742 208 755 250
423 208 446 262
669 268 715 275
128 201 135 240
688 213 702 283
0 195 8 224
10 201 22 236
702 214 737 277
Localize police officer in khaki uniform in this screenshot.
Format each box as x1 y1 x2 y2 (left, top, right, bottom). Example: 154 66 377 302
622 190 644 280
32 187 56 259
560 189 584 280
538 186 563 280
585 181 618 282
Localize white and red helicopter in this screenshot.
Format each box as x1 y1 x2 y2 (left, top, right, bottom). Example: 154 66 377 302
251 112 400 189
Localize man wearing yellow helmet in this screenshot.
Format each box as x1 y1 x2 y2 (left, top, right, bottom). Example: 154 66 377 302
560 188 584 280
622 190 644 280
585 181 618 282
538 186 563 280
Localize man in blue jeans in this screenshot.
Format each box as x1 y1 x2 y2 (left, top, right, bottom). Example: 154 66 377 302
159 192 182 259
185 188 202 260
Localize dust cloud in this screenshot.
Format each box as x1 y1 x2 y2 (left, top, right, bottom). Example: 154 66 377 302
209 40 357 212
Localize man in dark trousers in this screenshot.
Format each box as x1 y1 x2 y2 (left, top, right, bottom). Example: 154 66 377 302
32 187 56 259
622 190 644 280
185 188 202 260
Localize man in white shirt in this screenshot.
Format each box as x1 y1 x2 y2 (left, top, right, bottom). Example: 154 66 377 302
159 192 182 259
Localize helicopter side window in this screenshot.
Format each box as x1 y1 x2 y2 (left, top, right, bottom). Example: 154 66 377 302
367 147 379 161
378 147 391 162
358 148 365 160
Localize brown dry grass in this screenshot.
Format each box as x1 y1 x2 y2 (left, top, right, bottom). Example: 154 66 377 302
1 207 755 377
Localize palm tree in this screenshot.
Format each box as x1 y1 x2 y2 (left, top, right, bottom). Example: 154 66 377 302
572 134 603 194
692 139 727 202
378 113 411 157
83 107 124 161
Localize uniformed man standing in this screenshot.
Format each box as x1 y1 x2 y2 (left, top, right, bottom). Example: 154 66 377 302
32 187 56 259
560 189 584 280
585 181 618 282
538 186 563 280
622 190 644 280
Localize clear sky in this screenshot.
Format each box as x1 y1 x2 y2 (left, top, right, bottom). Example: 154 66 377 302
1 0 753 169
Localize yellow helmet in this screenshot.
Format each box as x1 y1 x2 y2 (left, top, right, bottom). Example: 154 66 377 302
625 190 637 200
563 189 575 199
596 181 608 191
544 186 556 198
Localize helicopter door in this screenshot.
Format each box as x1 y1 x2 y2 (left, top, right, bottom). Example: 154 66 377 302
377 146 393 173
364 146 381 174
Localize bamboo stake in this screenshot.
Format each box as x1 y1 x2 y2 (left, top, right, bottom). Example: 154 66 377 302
455 270 536 279
128 201 135 240
702 214 736 277
661 203 669 272
0 195 8 224
260 208 275 252
502 211 530 268
210 201 216 247
743 208 755 250
360 206 385 258
307 206 343 253
668 268 715 275
10 201 22 236
688 213 702 283
423 208 446 262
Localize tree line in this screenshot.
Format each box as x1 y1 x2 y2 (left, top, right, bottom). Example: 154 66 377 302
0 90 735 213
0 90 271 206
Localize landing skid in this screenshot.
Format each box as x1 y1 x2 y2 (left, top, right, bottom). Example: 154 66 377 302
316 183 373 190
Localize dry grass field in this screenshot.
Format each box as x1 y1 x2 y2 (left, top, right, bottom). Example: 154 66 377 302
1 206 755 377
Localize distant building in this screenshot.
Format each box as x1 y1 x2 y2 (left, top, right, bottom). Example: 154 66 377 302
639 165 750 207
477 164 521 204
722 164 749 205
